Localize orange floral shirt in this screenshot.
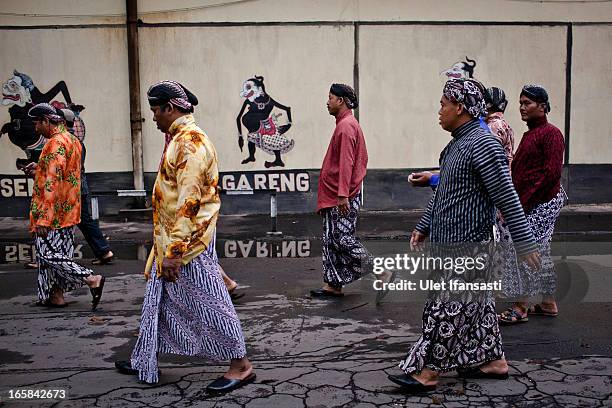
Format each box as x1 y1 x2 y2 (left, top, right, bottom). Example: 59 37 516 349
30 128 82 231
144 115 220 279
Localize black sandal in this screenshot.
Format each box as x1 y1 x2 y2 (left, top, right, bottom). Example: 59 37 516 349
90 276 106 311
498 308 529 325
457 366 509 379
92 254 114 265
230 292 245 301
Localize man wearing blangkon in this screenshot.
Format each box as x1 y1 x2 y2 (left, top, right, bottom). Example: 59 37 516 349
388 78 540 392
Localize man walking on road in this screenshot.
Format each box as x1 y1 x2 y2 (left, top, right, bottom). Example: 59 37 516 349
498 84 566 324
115 81 255 394
310 84 371 298
388 78 540 392
28 103 105 309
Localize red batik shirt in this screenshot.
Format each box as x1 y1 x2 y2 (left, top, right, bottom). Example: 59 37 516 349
511 116 565 214
317 109 368 212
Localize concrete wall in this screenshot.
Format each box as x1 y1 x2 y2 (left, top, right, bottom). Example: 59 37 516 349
1 1 611 216
0 27 131 174
570 26 612 164
359 24 567 168
4 0 612 25
138 24 354 172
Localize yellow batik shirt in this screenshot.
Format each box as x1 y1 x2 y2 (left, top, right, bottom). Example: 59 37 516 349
144 114 220 279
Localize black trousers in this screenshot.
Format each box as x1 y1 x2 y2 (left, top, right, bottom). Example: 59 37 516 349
78 193 111 259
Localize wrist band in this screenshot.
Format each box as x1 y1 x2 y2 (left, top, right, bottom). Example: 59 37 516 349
429 174 440 186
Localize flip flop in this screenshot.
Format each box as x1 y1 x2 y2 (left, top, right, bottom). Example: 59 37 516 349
457 366 509 379
528 303 558 317
92 255 114 265
206 373 256 395
498 308 529 325
310 289 344 298
230 292 245 301
90 276 106 311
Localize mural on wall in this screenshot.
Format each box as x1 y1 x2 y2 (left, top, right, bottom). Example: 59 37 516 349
236 75 294 168
0 70 83 168
441 57 477 79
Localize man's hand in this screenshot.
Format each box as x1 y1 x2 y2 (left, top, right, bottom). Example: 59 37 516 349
520 250 541 270
24 162 37 178
161 256 183 282
337 196 349 216
36 226 51 238
410 230 427 251
408 171 433 187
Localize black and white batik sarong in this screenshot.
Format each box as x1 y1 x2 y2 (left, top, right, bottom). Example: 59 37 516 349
36 226 93 302
131 234 247 384
501 188 566 298
321 195 372 288
399 241 505 374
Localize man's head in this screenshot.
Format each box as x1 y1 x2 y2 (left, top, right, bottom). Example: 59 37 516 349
59 108 76 133
484 87 508 114
438 78 487 132
147 80 198 133
327 83 358 117
28 103 64 138
519 84 550 122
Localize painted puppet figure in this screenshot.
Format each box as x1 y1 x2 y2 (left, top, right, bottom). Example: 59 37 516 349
236 76 293 168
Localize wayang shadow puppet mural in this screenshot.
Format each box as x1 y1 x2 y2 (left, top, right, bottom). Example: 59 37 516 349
236 76 294 168
1 70 84 169
441 56 477 79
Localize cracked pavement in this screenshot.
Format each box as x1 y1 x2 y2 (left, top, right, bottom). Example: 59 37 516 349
0 215 611 407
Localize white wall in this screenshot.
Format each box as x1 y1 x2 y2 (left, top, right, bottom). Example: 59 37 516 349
0 27 132 174
4 0 611 25
570 25 612 164
359 25 567 168
138 25 354 172
0 1 610 176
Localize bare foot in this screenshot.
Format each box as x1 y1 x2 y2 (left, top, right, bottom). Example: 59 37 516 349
224 358 253 380
49 287 66 305
411 367 439 386
480 359 509 375
322 283 342 294
85 274 102 289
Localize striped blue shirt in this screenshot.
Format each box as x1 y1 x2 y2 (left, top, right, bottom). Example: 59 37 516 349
415 119 536 255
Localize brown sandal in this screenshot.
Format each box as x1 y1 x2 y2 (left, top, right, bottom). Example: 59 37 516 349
528 303 558 317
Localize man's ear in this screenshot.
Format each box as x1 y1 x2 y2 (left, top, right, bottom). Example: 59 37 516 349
456 103 465 116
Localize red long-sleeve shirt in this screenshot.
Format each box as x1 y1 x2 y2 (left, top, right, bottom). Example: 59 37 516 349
317 110 368 212
511 116 565 214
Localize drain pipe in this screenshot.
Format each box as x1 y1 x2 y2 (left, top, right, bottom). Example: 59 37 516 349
126 0 145 207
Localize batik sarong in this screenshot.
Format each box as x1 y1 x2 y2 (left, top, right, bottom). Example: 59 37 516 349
131 235 247 384
321 195 371 288
501 188 566 298
399 241 505 374
36 226 93 302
